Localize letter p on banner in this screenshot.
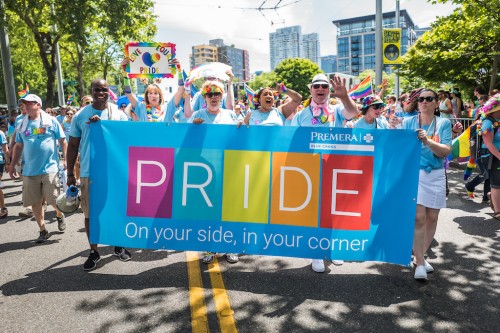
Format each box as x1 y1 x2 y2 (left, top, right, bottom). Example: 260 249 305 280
127 147 174 218
321 154 373 230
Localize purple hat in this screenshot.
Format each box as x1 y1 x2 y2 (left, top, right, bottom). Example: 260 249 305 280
361 95 385 110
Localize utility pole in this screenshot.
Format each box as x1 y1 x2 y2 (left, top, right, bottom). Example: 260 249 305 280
375 0 383 87
50 4 65 106
0 0 18 115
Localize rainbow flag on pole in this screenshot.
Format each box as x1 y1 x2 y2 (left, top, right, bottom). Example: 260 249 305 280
348 76 373 99
18 83 29 98
450 121 479 163
244 84 255 109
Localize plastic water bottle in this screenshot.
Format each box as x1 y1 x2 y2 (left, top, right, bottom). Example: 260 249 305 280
66 185 79 204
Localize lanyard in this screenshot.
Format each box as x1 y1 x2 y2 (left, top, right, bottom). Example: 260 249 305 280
418 114 436 139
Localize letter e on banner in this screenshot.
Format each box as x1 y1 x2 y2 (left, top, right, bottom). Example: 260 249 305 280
320 154 373 230
127 147 174 218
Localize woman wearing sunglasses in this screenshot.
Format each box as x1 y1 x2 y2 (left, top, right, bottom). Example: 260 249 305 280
353 95 390 129
188 81 237 125
401 89 452 281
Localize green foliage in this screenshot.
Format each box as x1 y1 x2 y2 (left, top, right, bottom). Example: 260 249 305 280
401 0 500 92
273 58 322 99
248 71 277 92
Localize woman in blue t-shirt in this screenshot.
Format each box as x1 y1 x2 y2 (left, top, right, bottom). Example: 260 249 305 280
402 89 452 281
479 93 500 219
353 95 389 129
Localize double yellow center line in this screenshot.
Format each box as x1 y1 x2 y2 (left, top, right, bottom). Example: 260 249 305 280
186 252 238 333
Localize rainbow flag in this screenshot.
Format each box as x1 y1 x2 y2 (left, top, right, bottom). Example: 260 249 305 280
245 84 255 109
450 123 475 162
17 83 29 98
348 76 372 99
66 91 76 105
108 88 117 101
183 70 197 97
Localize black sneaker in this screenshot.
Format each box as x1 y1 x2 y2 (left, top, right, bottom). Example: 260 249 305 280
35 229 49 243
114 247 132 262
83 250 101 271
56 214 66 232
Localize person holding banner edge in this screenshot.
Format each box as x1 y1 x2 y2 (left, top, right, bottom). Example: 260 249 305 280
291 73 360 273
66 78 130 271
400 89 452 281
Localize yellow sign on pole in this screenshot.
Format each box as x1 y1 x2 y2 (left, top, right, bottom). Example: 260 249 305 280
383 28 402 65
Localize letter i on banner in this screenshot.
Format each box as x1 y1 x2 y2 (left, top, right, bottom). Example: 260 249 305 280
320 154 373 230
127 147 174 218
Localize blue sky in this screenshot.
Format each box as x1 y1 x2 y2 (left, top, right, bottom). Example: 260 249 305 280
153 0 456 72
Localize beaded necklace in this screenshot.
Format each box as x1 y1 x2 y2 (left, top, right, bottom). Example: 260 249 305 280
146 104 164 122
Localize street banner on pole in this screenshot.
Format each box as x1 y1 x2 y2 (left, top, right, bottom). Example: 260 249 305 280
383 28 402 65
90 122 420 265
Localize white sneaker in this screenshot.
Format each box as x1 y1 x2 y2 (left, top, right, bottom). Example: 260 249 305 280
424 260 434 273
332 260 344 266
311 259 325 273
414 265 428 280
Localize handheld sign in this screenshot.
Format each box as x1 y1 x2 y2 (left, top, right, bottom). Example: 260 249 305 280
124 42 177 79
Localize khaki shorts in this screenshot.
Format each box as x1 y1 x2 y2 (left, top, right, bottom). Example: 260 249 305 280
23 173 60 207
80 177 90 218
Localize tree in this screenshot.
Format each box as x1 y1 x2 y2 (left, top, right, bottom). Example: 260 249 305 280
402 0 500 92
273 58 321 99
3 0 157 106
247 71 277 92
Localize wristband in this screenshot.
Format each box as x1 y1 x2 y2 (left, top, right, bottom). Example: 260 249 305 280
123 78 132 94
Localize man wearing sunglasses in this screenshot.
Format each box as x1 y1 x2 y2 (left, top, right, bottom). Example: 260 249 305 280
291 73 359 273
66 78 129 271
291 73 359 128
9 94 68 243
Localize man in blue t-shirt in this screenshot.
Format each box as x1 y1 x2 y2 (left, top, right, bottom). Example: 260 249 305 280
66 78 130 271
9 94 67 243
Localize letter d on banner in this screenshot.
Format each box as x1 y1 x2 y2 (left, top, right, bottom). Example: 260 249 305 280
127 147 174 218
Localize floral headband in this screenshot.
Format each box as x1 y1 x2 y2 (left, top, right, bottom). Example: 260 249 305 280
202 85 224 96
361 95 385 110
481 93 500 115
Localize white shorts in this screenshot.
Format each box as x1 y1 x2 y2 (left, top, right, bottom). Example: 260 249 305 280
417 168 446 209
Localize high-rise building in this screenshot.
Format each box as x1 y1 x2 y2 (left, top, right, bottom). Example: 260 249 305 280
303 33 320 65
320 55 338 73
189 39 250 82
269 26 321 70
333 10 416 76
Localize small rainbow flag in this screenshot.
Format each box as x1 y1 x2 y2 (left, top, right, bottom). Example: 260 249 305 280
182 70 197 97
18 83 29 98
244 84 255 109
66 91 76 105
450 122 478 162
348 76 372 99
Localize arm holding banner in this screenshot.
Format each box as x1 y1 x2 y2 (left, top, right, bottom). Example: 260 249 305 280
277 83 302 119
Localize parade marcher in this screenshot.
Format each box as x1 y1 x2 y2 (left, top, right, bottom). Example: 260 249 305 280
438 90 454 119
401 89 452 280
353 95 390 129
189 80 239 263
9 94 67 243
66 79 130 271
477 93 500 218
80 95 93 109
291 73 359 273
190 70 234 112
0 124 10 218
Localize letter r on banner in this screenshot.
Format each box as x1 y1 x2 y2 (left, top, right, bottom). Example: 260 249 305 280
320 154 373 230
127 147 174 218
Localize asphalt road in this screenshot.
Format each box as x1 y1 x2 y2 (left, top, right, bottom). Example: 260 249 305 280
0 166 498 333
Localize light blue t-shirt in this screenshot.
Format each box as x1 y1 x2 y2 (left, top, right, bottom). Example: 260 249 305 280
62 120 71 133
291 104 347 128
481 117 500 151
14 114 24 130
188 108 236 124
135 99 177 123
15 115 65 176
353 116 389 129
402 115 452 170
56 114 65 124
0 131 7 159
191 91 228 111
249 108 286 126
69 104 128 177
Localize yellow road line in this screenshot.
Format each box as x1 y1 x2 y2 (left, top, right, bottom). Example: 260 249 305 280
186 251 209 333
208 257 238 333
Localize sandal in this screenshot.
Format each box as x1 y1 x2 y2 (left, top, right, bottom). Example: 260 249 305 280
492 212 500 221
0 207 7 219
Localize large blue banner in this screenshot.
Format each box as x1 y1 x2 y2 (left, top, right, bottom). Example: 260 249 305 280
90 122 420 265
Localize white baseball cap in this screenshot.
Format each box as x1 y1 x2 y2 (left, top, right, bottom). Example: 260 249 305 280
18 94 42 107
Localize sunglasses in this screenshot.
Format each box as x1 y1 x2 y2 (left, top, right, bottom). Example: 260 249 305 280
312 84 329 89
418 96 437 103
206 92 222 98
67 113 74 116
93 88 109 93
371 104 384 110
83 101 92 105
